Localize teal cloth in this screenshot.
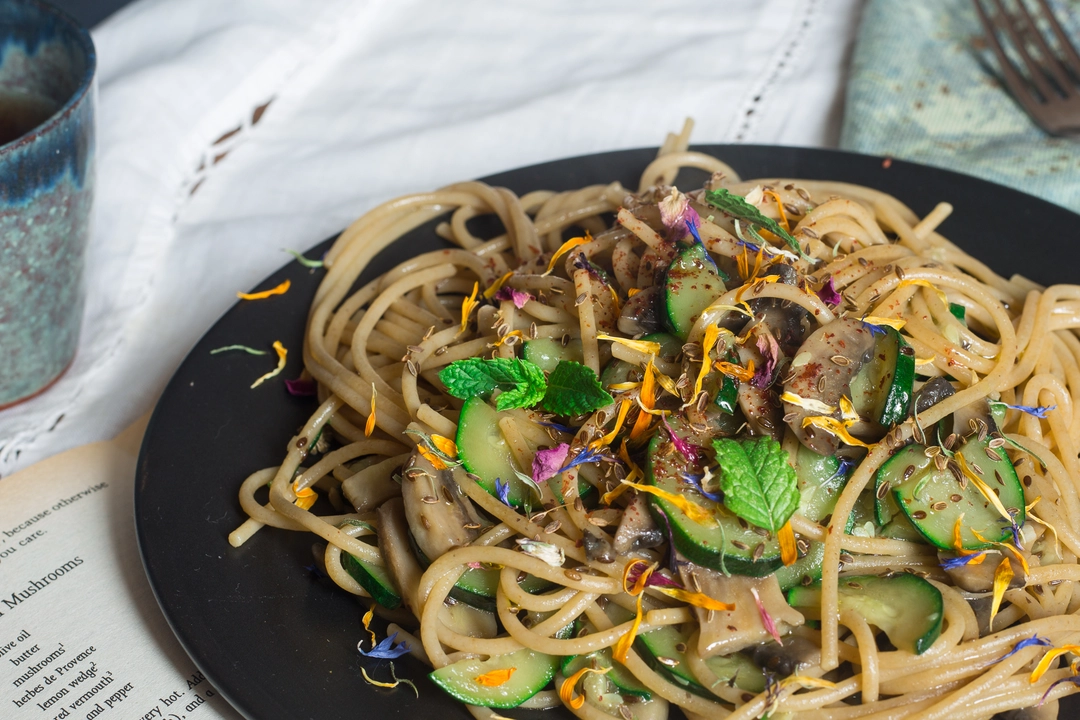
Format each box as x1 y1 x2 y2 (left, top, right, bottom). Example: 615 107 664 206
840 0 1080 214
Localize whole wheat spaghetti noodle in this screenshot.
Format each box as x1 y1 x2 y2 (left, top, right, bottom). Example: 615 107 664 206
229 121 1080 719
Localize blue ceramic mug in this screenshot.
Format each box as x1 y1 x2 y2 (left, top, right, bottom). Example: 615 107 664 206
0 0 95 409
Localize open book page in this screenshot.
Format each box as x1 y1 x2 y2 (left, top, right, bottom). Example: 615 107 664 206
0 419 241 720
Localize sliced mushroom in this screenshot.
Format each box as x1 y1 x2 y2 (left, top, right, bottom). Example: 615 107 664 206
677 561 804 658
737 345 783 441
743 635 820 677
582 529 616 563
618 285 663 336
400 451 487 562
913 376 956 415
782 317 878 454
941 551 1029 593
613 493 664 555
752 299 814 358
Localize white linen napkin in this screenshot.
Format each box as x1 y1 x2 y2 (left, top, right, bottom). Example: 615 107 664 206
0 0 861 476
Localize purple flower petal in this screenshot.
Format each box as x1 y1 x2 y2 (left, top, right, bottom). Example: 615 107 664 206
494 478 512 506
285 377 317 396
752 332 780 390
358 632 411 659
939 552 986 570
559 447 607 473
538 420 578 435
1004 402 1057 419
495 285 533 309
662 416 701 464
816 277 842 307
682 472 724 502
997 634 1052 663
532 443 571 484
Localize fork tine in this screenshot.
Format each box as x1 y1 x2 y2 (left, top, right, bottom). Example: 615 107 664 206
973 0 1046 113
1014 0 1078 98
989 0 1059 102
1034 0 1080 81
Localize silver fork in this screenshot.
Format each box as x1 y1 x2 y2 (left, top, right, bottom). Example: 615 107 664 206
972 0 1080 136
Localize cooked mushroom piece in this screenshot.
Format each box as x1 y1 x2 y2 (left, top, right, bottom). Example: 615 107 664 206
400 451 488 562
618 285 663 336
782 317 878 454
743 635 820 677
677 561 804 657
942 551 1028 594
582 528 616 563
753 299 814 357
613 493 664 555
913 376 956 415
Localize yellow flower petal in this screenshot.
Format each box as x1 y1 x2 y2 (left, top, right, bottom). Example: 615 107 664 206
418 444 448 471
1031 645 1080 684
989 556 1013 632
861 315 906 331
956 454 1015 525
491 330 524 347
897 278 949 307
714 360 755 383
620 479 717 527
365 382 377 437
483 271 515 299
237 278 290 300
706 302 755 319
431 434 458 458
801 416 875 449
613 592 644 664
781 391 837 416
542 234 592 276
596 334 662 356
778 521 798 567
560 665 611 709
690 324 722 403
292 482 317 510
459 282 480 334
654 586 735 612
251 340 288 388
839 395 860 427
590 399 631 450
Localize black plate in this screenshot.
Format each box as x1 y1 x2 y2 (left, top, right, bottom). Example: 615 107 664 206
136 145 1080 720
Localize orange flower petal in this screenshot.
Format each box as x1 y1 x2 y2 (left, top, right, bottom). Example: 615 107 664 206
474 668 516 687
237 278 290 300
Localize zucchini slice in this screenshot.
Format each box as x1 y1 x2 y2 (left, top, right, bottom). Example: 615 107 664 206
636 625 765 695
455 396 531 507
794 444 845 524
849 327 915 428
646 433 782 576
340 553 401 609
561 647 652 699
773 540 826 592
523 337 584 373
881 435 1025 550
429 647 559 708
787 573 943 654
663 244 726 339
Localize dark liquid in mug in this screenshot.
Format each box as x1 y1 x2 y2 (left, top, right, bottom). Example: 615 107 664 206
0 89 59 145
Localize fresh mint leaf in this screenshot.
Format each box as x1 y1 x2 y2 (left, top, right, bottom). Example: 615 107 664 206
712 436 799 532
541 360 613 416
704 188 804 257
438 358 547 411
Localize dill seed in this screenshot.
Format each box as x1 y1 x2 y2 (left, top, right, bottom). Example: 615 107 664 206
924 446 942 458
407 344 425 354
894 266 906 280
969 461 983 475
420 515 431 529
797 188 811 201
758 416 775 430
441 486 454 504
912 510 927 520
912 423 926 444
562 334 571 347
575 293 587 306
738 517 749 530
504 335 519 346
434 346 448 356
817 376 827 393
985 447 1003 462
421 496 438 504
796 538 810 554
1032 584 1044 595
995 469 1004 485
495 322 509 337
839 553 855 564
753 526 771 537
619 706 633 720
464 522 481 529
947 463 963 484
674 642 687 653
950 494 963 502
801 574 813 586
988 437 1006 449
858 257 869 267
696 392 709 412
876 481 891 499
802 227 819 239
846 581 863 589
406 360 419 377
752 543 765 561
931 501 948 511
296 437 308 448
1023 475 1033 487
934 454 948 471
831 355 850 366
573 497 584 512
528 322 538 339
783 412 798 423
784 203 800 216
564 569 583 581
657 656 679 667
731 540 750 550
944 433 958 450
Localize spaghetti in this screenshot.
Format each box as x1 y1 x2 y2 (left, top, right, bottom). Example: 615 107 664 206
228 122 1080 719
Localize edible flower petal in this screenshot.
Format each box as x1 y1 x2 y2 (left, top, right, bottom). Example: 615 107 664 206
801 416 875 449
560 665 611 709
629 361 657 441
659 188 690 229
990 401 1057 420
590 399 631 450
778 521 798 567
365 383 377 437
210 344 268 355
495 478 512 506
475 668 516 687
596 334 662 356
362 606 377 648
613 589 645 664
816 277 842 307
358 631 411 659
483 271 515 299
781 391 838 416
998 634 1052 663
1031 644 1080 684
619 479 717 528
251 341 288 388
237 279 291 301
989 556 1014 632
516 538 565 567
459 282 480 334
285 377 317 396
292 482 317 511
495 285 533 309
689 324 722 404
532 443 571 483
955 454 1015 525
750 586 783 645
654 586 735 612
860 315 906 333
838 395 860 427
662 416 700 464
360 663 418 698
714 360 755 383
682 469 724 503
542 235 591 276
897 278 949 306
940 553 987 569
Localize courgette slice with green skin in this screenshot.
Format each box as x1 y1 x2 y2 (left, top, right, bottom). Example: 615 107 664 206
601 359 638 389
456 396 531 507
340 553 402 609
640 331 684 360
635 625 766 695
714 374 739 415
561 647 652 699
774 540 826 592
795 444 845 524
787 573 944 654
428 647 559 708
849 327 915 428
646 433 782 576
523 337 584 373
883 435 1025 550
663 243 726 340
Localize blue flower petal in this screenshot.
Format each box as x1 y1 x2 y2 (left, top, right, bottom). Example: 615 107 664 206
359 632 411 659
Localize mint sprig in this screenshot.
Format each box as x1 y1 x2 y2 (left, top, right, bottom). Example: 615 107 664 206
438 358 546 411
704 188 804 258
541 360 612 416
712 436 799 532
